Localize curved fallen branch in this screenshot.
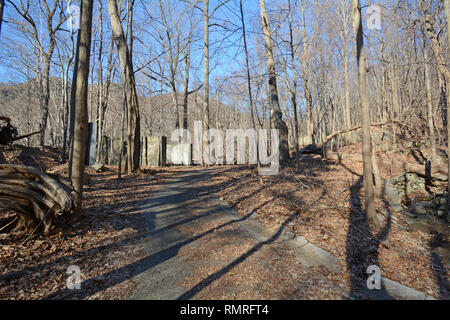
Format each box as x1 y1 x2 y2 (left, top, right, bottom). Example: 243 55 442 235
0 165 76 234
300 120 395 156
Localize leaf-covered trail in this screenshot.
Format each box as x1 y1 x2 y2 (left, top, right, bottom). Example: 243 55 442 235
125 168 347 300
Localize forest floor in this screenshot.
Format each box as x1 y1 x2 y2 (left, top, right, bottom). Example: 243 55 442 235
0 144 448 299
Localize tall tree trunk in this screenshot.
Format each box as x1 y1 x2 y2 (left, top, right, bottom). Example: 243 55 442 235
62 10 76 163
68 28 81 180
40 51 55 147
182 41 191 131
96 0 104 164
388 39 400 118
71 0 94 209
97 39 114 163
444 0 450 197
343 37 352 142
421 0 450 197
424 44 436 159
259 0 290 162
352 0 380 228
240 0 263 184
203 0 210 164
108 0 141 173
287 0 299 163
299 1 313 145
0 0 5 37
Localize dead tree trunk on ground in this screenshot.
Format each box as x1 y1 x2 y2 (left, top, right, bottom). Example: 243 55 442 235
0 165 75 234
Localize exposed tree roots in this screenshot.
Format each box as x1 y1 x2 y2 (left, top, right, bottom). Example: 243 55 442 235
0 165 75 234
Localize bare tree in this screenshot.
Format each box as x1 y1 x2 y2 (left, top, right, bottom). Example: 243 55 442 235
420 0 450 195
0 0 5 37
444 0 450 194
8 0 66 147
259 0 290 162
108 0 141 173
352 0 379 228
72 0 94 209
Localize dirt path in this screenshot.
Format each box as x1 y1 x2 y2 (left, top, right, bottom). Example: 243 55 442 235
125 168 348 300
36 167 435 300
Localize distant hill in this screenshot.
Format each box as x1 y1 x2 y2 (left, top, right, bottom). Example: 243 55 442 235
0 79 253 147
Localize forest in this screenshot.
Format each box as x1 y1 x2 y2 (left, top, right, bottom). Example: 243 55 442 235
0 0 449 301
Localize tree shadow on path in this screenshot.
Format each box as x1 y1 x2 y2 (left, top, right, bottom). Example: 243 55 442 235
343 163 393 300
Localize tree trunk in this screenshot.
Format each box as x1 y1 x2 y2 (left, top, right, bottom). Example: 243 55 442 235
96 0 104 164
0 0 4 37
40 51 55 147
240 0 263 183
203 0 210 164
68 29 81 180
444 0 450 198
424 45 436 159
421 0 450 199
108 0 141 173
97 39 114 164
182 44 191 131
259 0 290 162
352 0 380 228
287 0 299 164
62 15 76 163
71 0 94 209
343 38 352 142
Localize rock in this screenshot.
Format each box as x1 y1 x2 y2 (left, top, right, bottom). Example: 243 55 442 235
433 198 441 206
440 197 448 205
402 211 417 218
437 210 446 218
409 220 448 234
384 184 402 204
295 236 309 246
438 205 448 211
390 204 403 213
412 204 427 215
93 163 105 172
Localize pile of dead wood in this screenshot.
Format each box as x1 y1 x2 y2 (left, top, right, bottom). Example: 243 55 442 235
0 165 75 234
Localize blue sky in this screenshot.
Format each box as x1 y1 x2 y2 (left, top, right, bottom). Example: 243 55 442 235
0 0 265 87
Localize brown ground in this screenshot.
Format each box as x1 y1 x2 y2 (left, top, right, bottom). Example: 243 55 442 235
0 144 448 299
189 145 449 299
0 145 178 299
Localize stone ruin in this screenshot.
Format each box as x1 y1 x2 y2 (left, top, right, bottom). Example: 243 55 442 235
383 171 450 235
92 130 193 167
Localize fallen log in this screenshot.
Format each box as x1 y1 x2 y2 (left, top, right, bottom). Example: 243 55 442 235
300 120 394 156
12 130 42 143
0 165 75 234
